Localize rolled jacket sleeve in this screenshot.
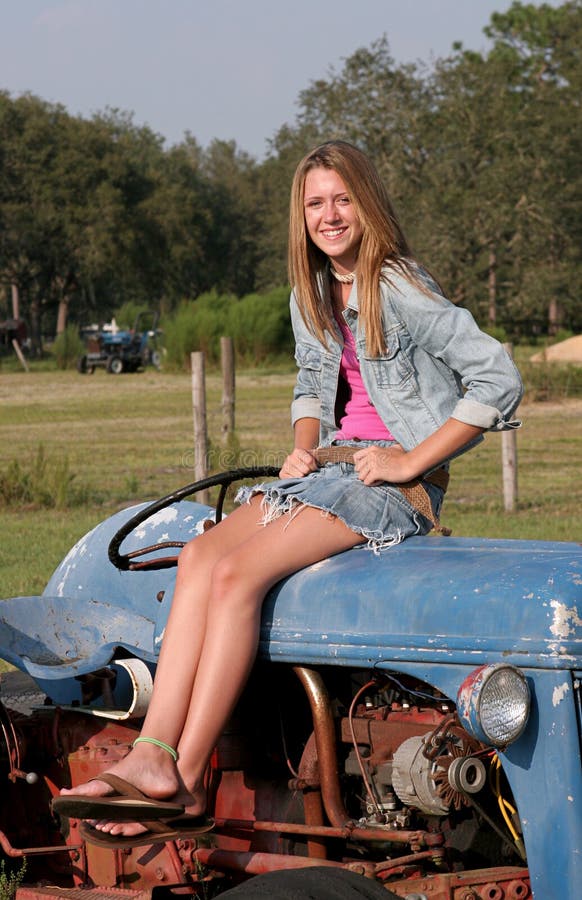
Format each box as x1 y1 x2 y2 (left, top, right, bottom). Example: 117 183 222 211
388 274 524 431
291 395 321 426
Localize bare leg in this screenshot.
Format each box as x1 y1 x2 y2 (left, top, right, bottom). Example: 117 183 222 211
62 497 276 802
175 503 363 797
62 498 364 833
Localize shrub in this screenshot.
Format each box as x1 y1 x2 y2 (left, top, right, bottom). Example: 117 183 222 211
520 361 582 401
113 301 150 331
53 324 85 370
0 445 99 509
0 858 26 900
227 287 293 363
162 291 237 369
548 328 574 345
161 287 293 369
483 325 509 344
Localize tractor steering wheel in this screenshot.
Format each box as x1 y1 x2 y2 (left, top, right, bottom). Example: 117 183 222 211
108 466 280 572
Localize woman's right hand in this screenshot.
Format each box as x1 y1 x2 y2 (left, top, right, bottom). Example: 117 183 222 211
279 448 319 479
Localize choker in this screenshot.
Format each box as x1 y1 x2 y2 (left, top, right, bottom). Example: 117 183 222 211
330 266 356 284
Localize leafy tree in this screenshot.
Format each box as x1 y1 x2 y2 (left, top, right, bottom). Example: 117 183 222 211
0 96 168 348
2 2 579 348
255 123 322 290
261 3 581 338
483 1 582 334
143 136 212 305
198 139 262 296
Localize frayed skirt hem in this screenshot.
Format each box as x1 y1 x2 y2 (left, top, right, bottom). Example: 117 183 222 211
235 483 409 554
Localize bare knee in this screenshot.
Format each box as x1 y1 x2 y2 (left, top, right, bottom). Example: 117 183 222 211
177 533 220 577
172 538 223 610
210 554 243 597
209 554 263 616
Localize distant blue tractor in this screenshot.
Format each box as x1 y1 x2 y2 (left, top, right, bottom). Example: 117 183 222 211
77 311 161 374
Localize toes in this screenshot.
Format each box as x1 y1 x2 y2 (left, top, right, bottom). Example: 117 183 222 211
92 820 147 837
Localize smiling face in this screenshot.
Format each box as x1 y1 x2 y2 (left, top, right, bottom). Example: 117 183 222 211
303 167 364 274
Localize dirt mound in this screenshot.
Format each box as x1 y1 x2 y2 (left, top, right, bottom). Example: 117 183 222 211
530 335 582 364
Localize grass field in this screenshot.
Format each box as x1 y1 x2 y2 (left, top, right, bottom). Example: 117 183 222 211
1 365 581 601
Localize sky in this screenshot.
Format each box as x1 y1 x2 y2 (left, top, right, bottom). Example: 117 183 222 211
0 1 561 160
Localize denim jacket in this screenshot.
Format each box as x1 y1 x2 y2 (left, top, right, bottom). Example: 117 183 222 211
290 266 523 456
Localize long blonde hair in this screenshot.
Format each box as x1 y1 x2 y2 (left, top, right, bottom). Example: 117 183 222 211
288 140 418 357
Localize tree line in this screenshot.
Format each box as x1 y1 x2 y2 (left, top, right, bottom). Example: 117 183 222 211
1 0 580 356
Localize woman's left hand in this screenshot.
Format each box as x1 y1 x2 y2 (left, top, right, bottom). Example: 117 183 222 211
353 444 415 485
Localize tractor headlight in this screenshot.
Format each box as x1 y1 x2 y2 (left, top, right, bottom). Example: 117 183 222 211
457 664 530 748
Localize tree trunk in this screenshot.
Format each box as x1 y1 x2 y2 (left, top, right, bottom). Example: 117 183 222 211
11 284 20 320
28 295 43 357
548 297 561 336
56 297 69 335
488 246 497 327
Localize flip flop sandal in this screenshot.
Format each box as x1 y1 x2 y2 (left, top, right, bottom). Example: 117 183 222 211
51 773 185 822
79 814 214 848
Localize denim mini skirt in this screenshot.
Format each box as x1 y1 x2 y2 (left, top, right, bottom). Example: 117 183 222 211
236 441 444 552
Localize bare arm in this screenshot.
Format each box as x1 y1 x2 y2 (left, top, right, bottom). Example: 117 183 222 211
279 417 320 478
353 419 484 485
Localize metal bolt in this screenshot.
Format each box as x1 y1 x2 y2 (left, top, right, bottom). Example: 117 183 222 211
507 881 529 899
482 885 503 900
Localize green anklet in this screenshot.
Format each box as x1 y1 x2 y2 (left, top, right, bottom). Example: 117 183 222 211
132 736 178 761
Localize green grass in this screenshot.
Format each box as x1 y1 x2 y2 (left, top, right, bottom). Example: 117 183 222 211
0 366 581 602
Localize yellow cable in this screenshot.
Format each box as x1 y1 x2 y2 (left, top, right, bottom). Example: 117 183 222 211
493 754 520 843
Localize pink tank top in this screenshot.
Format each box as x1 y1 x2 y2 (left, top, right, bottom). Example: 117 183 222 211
333 315 395 441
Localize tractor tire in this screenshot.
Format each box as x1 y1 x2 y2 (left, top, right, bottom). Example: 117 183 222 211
218 867 399 899
77 355 92 374
107 355 124 375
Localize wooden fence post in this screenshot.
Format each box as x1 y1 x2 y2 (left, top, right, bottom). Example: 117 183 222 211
11 339 29 372
191 351 210 504
11 284 20 320
221 336 235 445
502 343 518 512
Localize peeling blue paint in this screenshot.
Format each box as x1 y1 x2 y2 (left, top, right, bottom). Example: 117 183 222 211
0 500 581 898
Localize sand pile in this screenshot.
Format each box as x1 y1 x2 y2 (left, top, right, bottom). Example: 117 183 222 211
530 335 582 364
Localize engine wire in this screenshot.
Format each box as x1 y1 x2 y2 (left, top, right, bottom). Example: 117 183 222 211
348 679 384 820
0 700 21 780
491 753 525 856
279 706 299 778
372 667 446 704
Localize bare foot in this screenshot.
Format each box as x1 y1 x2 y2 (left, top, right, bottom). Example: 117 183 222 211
88 786 207 837
60 741 179 802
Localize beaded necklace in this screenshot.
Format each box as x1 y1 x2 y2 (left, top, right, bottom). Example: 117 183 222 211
329 265 355 284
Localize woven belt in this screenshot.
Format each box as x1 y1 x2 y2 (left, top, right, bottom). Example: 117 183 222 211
312 446 451 536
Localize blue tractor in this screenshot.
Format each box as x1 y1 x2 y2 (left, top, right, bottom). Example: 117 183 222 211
77 311 162 374
0 467 580 899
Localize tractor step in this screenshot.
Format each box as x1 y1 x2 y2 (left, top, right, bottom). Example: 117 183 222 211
18 887 151 900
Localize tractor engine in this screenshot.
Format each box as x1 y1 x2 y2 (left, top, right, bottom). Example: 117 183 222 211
0 663 530 898
203 664 528 894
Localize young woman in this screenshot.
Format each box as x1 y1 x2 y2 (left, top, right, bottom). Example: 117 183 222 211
55 140 522 843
